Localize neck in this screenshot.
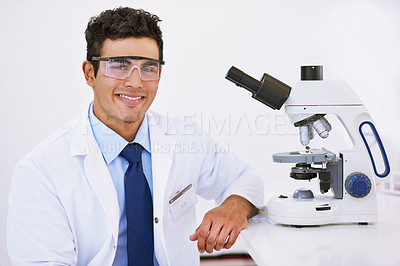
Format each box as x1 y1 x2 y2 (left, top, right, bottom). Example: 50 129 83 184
111 118 143 142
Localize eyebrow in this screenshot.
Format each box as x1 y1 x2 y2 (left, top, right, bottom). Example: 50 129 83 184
93 56 165 65
111 58 132 65
110 59 159 68
141 61 159 67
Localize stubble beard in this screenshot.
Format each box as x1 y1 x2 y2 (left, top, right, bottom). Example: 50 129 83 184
116 112 142 125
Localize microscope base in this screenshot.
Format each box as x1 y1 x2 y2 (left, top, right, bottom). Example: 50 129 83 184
267 195 377 226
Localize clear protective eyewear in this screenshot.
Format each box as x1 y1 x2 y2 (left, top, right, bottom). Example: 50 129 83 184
91 56 165 81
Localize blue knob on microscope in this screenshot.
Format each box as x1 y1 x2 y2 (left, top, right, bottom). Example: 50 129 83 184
345 172 372 198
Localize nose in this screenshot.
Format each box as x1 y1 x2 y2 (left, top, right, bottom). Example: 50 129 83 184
124 66 143 87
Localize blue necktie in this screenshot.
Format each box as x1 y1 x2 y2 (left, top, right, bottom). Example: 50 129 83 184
120 143 154 266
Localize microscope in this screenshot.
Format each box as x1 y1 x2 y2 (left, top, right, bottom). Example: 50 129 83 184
226 65 391 226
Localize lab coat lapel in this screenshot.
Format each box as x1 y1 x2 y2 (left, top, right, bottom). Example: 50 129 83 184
84 149 120 243
148 111 175 265
70 110 120 243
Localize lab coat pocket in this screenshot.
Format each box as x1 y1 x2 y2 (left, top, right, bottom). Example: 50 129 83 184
168 184 198 221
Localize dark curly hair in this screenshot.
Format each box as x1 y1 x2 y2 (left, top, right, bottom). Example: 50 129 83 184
85 7 163 76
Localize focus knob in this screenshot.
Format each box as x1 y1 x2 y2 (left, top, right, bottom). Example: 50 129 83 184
345 172 371 198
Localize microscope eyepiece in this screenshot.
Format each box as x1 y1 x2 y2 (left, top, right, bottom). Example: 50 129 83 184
225 66 291 110
225 66 260 95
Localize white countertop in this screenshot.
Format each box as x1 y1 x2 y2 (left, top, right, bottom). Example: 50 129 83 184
240 192 400 266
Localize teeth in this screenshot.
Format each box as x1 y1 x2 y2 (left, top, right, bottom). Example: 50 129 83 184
119 94 142 101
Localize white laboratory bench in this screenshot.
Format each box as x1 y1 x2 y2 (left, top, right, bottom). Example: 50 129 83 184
239 192 400 266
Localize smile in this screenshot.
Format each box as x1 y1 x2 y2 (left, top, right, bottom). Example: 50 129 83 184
118 94 143 101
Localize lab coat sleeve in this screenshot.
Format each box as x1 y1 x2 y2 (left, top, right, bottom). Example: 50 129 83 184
7 156 77 265
195 132 264 208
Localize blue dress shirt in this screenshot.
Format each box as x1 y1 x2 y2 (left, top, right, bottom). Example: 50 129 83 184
88 103 158 266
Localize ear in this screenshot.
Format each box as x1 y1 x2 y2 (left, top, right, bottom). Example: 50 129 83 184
82 61 96 87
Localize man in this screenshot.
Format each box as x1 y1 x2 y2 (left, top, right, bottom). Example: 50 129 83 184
7 7 263 266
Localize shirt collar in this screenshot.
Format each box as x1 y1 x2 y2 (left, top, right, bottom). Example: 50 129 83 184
88 102 151 164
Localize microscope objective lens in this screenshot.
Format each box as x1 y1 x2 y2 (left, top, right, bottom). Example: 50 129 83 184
312 117 332 139
299 124 313 146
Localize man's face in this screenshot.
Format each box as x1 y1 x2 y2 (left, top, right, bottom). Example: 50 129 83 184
91 37 160 127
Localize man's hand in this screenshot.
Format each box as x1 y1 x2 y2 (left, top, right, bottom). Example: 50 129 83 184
189 195 258 253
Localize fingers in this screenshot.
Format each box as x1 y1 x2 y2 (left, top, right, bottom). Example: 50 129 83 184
214 226 230 251
196 224 239 253
190 224 241 253
223 229 240 250
190 196 253 253
190 217 226 253
195 219 212 253
204 223 222 253
189 228 199 241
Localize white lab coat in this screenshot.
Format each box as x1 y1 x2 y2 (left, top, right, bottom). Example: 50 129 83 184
7 106 264 266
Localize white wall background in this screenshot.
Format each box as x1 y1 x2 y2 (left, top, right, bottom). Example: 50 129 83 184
1 0 399 264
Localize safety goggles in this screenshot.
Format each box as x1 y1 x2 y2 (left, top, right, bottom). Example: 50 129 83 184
91 56 165 81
